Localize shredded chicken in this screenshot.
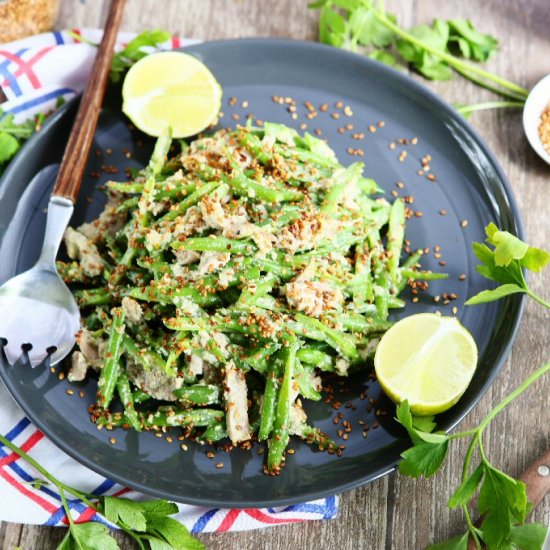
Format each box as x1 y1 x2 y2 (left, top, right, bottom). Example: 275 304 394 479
64 227 104 277
223 362 251 444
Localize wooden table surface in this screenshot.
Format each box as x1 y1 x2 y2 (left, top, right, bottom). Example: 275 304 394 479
1 1 549 548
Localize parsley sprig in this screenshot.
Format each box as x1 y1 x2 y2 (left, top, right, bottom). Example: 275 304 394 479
466 223 550 309
397 360 550 550
0 433 204 550
0 109 43 171
309 0 528 115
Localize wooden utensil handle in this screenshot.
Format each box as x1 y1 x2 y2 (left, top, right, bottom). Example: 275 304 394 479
467 448 550 549
52 0 126 203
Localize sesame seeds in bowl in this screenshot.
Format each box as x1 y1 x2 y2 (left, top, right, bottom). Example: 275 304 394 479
522 73 550 165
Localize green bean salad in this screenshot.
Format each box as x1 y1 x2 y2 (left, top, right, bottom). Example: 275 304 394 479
59 122 445 474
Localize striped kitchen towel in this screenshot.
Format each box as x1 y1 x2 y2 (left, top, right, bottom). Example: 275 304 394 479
0 28 338 533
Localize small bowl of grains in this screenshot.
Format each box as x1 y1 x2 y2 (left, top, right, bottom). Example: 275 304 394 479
523 73 550 165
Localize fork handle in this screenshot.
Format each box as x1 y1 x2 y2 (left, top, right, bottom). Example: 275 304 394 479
52 0 126 203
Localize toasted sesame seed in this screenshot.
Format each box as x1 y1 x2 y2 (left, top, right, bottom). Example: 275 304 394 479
109 437 116 445
452 306 458 315
58 372 65 381
181 443 188 451
459 274 467 281
461 219 469 228
66 389 73 396
216 463 224 469
439 209 448 216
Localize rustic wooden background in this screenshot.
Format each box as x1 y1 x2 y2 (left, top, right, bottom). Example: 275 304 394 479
0 0 549 548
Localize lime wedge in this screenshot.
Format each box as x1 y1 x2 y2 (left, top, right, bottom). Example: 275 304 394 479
374 313 478 415
122 51 222 138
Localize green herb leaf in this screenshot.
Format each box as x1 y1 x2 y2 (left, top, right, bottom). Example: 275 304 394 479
110 30 171 82
507 523 548 549
0 132 20 164
465 283 526 305
487 229 529 267
478 463 528 547
468 225 550 308
69 522 119 550
368 49 398 66
143 537 176 550
140 499 180 518
412 414 436 433
396 21 453 81
398 439 449 478
349 7 396 47
448 462 484 508
447 19 498 62
146 516 205 550
103 496 147 532
426 532 469 550
520 246 550 272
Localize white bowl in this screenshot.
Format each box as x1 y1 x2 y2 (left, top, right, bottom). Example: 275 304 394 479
523 73 550 165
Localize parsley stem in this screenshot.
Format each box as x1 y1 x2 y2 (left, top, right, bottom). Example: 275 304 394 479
456 101 525 117
453 67 527 101
371 8 529 99
59 487 75 526
478 361 550 432
461 436 481 548
0 433 97 510
526 290 550 309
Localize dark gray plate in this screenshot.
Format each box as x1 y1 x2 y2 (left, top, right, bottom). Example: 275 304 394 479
0 39 524 507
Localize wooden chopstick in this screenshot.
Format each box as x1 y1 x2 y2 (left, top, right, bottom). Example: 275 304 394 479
53 0 126 203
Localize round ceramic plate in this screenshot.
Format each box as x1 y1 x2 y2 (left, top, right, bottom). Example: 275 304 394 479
0 39 524 507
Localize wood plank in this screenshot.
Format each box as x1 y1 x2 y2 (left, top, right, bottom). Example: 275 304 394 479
0 1 548 548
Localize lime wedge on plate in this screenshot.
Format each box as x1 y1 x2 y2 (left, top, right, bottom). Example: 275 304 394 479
374 313 478 415
122 51 222 138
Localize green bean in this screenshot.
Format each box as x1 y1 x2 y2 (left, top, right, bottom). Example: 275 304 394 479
258 365 278 441
157 181 219 223
267 342 297 471
239 132 272 165
387 198 405 284
115 131 172 278
173 385 220 406
143 408 224 428
340 313 393 334
132 389 151 404
296 348 334 371
400 269 449 281
299 425 339 452
294 360 321 401
122 334 166 372
226 173 302 203
57 261 91 284
236 272 278 307
116 370 141 431
291 314 359 361
173 236 255 255
74 288 111 306
200 422 228 443
233 343 279 374
97 307 125 409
